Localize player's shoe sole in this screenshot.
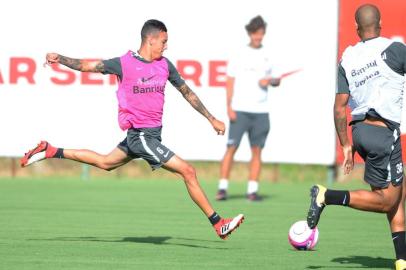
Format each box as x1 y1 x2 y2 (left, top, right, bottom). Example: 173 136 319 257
307 185 326 229
215 214 244 240
20 141 50 167
396 259 406 270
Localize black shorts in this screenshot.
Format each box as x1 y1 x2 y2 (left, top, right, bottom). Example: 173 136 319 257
117 127 175 170
352 122 403 188
227 111 270 148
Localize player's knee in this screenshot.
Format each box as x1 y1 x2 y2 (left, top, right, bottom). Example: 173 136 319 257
251 147 262 154
227 146 238 155
381 203 393 213
103 165 115 171
98 163 113 171
98 157 115 171
381 197 399 213
182 164 197 181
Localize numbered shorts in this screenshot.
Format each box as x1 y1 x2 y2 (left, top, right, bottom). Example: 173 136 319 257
227 111 270 148
352 122 403 188
117 127 175 170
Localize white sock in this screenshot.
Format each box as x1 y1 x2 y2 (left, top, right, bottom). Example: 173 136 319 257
247 180 259 194
218 178 229 190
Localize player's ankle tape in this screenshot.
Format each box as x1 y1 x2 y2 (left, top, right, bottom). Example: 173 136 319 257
325 190 350 206
208 212 221 225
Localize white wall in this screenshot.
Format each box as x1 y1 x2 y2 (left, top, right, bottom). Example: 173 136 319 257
0 0 338 165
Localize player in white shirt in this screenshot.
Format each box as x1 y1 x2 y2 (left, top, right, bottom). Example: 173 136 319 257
305 5 406 269
216 16 280 201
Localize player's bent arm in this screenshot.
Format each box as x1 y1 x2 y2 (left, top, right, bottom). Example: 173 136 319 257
48 53 105 72
176 83 226 135
334 93 350 147
176 83 215 122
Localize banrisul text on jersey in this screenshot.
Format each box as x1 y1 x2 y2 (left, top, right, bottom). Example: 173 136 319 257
117 51 169 130
341 37 405 124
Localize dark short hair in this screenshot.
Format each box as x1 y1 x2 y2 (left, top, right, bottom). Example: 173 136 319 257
141 19 167 41
245 15 266 33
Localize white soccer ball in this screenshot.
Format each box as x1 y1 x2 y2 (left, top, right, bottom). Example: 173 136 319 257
288 220 319 250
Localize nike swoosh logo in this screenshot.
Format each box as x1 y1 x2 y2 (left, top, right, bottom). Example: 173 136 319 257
265 69 302 81
141 75 156 82
280 69 302 78
164 151 170 158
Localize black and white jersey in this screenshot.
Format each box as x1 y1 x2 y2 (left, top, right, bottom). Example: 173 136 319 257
338 37 406 124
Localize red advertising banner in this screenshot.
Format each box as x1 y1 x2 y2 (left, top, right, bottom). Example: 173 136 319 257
337 0 406 164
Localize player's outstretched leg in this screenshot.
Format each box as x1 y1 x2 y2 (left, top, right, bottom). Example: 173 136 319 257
21 141 131 170
307 184 327 229
20 141 60 167
164 154 244 239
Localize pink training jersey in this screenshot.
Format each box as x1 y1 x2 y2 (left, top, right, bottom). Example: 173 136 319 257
117 51 169 130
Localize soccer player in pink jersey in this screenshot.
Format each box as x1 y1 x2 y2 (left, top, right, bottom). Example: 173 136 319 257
21 19 244 240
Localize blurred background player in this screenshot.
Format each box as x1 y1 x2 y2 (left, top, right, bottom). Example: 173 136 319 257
21 19 244 240
216 15 280 201
306 5 406 269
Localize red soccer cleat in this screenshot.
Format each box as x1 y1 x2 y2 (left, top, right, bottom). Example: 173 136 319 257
20 141 57 167
213 214 244 240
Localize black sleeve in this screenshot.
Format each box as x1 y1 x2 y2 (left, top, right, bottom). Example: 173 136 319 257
337 62 350 94
102 57 123 81
166 58 185 88
382 42 406 75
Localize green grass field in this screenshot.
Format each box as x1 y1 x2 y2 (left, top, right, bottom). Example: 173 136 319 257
0 177 396 270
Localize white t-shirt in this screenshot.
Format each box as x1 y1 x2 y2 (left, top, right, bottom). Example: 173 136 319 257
227 45 276 113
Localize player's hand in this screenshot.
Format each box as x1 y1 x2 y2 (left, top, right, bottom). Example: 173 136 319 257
44 53 59 67
342 145 354 174
269 78 281 87
259 77 281 87
210 118 226 135
227 107 237 122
